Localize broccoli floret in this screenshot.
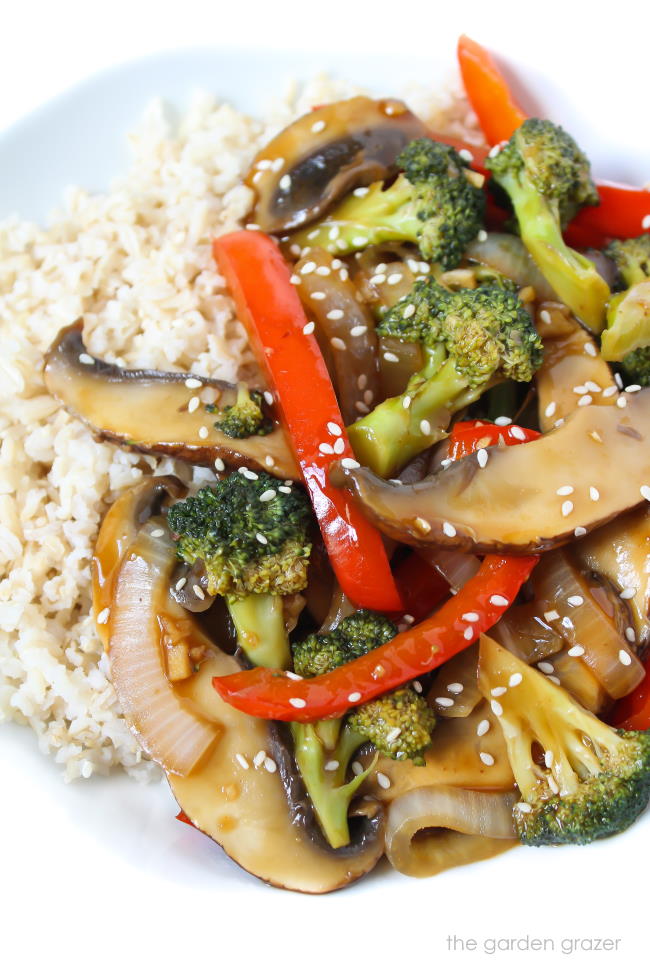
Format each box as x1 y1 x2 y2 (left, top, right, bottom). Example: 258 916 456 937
288 138 485 268
478 635 650 845
167 472 312 669
209 383 272 439
347 278 543 476
600 281 650 363
623 345 650 386
605 234 650 290
290 612 436 848
486 118 609 332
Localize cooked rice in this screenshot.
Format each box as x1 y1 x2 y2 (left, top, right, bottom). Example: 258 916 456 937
0 73 479 782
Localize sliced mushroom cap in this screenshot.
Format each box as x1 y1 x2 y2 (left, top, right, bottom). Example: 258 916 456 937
246 96 427 233
43 321 299 479
333 389 650 553
535 303 615 432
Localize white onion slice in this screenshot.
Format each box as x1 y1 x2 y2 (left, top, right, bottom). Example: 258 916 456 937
385 786 517 877
109 522 220 776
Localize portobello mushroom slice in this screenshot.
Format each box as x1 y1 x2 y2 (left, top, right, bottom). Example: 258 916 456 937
535 303 615 432
43 321 299 479
246 96 427 234
333 389 650 553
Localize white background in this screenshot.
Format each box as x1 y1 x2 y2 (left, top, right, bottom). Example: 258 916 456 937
1 2 649 974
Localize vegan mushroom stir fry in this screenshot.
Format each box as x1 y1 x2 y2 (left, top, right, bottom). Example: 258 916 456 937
43 37 650 892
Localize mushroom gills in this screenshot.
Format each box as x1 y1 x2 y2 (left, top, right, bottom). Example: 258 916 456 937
43 321 299 479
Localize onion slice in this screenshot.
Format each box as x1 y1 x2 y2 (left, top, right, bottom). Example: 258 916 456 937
385 786 517 877
108 519 220 776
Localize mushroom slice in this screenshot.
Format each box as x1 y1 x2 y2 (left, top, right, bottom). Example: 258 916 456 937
246 96 427 234
43 321 299 479
334 390 650 553
536 303 615 432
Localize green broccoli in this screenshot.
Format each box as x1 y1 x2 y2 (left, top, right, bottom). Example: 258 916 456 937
290 611 436 848
347 278 543 476
208 383 272 439
289 138 485 268
622 345 650 387
605 234 650 290
486 118 610 332
167 472 312 669
478 635 650 846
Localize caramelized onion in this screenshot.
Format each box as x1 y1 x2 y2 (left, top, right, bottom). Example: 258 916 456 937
108 519 220 775
465 232 557 301
419 548 481 593
385 787 517 877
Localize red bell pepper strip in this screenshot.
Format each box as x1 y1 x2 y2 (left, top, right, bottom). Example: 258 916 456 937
176 810 194 827
569 182 650 248
393 551 448 624
448 420 540 460
609 666 650 731
213 230 403 613
212 553 538 721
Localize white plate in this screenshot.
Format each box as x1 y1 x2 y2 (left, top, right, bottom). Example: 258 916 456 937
1 44 648 973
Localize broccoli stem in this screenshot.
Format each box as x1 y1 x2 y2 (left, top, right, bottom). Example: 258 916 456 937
290 722 374 848
226 592 291 669
348 351 474 477
502 174 609 332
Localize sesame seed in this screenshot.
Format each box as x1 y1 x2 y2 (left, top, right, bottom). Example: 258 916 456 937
290 698 306 709
515 802 532 813
331 337 346 350
302 321 315 335
265 456 276 468
491 686 507 697
289 274 301 285
79 352 94 365
264 757 278 773
341 458 361 470
626 384 642 393
383 351 399 362
403 614 415 625
328 226 340 241
480 752 495 766
642 214 650 230
447 682 464 694
214 458 225 472
509 426 526 441
556 485 574 496
185 377 202 389
618 648 633 667
620 587 637 599
490 594 508 607
242 469 258 480
463 626 474 641
387 272 403 285
259 489 276 502
435 697 454 707
235 753 249 770
150 527 165 538
192 584 205 600
508 673 523 687
476 719 490 737
617 396 627 408
301 261 317 275
255 532 268 545
626 626 636 643
285 671 303 682
326 309 344 321
491 700 503 716
640 485 650 502
577 394 593 407
420 419 432 436
370 273 386 285
316 265 331 276
603 385 618 398
333 438 345 454
377 772 391 790
494 416 512 426
175 577 187 591
253 750 266 768
188 396 200 413
385 727 402 744
548 675 561 685
352 236 368 247
538 661 554 674
585 381 602 393
561 500 574 517
573 385 588 395
459 148 475 163
462 612 479 622
255 159 272 170
310 291 326 301
319 442 334 454
545 750 554 768
477 447 488 468
279 173 291 192
442 521 457 538
568 645 585 657
402 303 416 319
544 401 557 418
325 421 341 437
198 426 209 439
412 680 423 693
348 692 361 703
350 324 368 337
402 395 412 409
567 595 584 607
561 616 573 629
355 401 369 414
245 223 261 231
574 526 587 537
96 607 110 625
583 342 597 357
539 310 552 325
311 118 326 133
477 228 488 242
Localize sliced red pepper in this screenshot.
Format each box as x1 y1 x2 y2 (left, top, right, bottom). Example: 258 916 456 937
176 810 194 826
448 420 540 460
393 551 448 623
569 182 650 248
609 666 650 731
212 553 537 721
213 230 403 613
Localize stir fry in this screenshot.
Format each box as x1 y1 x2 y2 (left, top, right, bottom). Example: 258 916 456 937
43 36 650 893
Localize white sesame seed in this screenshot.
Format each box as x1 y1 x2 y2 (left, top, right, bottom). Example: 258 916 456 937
642 214 650 230
508 673 523 687
302 321 315 335
188 396 200 413
544 401 557 418
348 692 361 703
494 416 512 426
331 337 346 350
441 521 457 539
301 261 317 275
545 750 554 769
185 377 202 389
567 595 584 607
556 485 574 496
385 727 402 744
255 533 268 545
476 447 489 469
387 272 403 285
435 697 454 707
214 457 225 472
235 753 250 770
175 577 187 591
341 457 361 470
490 594 508 607
96 607 110 625
574 526 587 537
79 352 94 365
370 273 386 285
316 265 331 276
412 680 423 693
332 438 344 454
463 626 474 641
477 228 488 242
462 612 480 623
577 394 593 407
311 118 326 133
402 303 416 319
355 401 369 414
403 614 415 625
585 381 602 393
548 675 562 685
573 385 588 395
265 456 276 469
626 384 642 393
350 324 368 338
253 750 266 768
640 485 650 502
491 699 504 716
310 291 326 301
322 760 340 773
400 396 412 411
290 698 306 709
319 442 334 455
377 772 391 790
242 469 258 480
515 802 532 813
617 396 627 408
626 626 636 643
544 610 560 622
491 686 507 697
259 489 276 502
583 342 597 357
539 310 552 325
480 752 495 766
324 421 341 437
328 226 340 241
459 148 475 163
198 426 209 439
279 173 292 192
289 274 301 285
618 649 633 667
264 756 278 773
353 186 370 198
561 500 574 517
419 419 432 436
603 385 618 397
326 309 344 321
538 661 554 674
245 223 261 231
508 426 526 441
256 159 272 170
285 671 303 682
620 587 637 599
352 236 368 247
193 584 205 600
150 527 165 538
568 645 585 657
476 719 490 737
561 616 573 629
447 682 464 695
383 351 399 362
